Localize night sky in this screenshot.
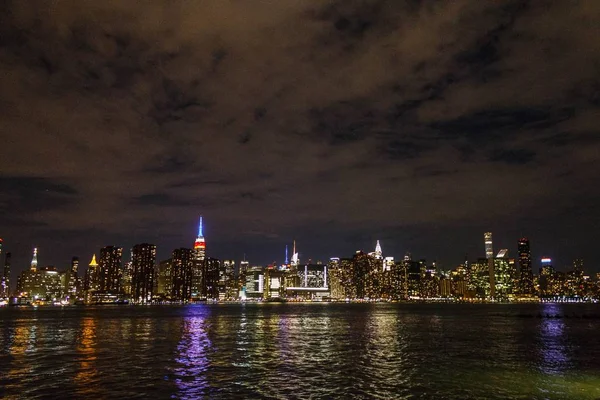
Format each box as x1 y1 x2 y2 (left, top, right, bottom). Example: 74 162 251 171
1 1 599 280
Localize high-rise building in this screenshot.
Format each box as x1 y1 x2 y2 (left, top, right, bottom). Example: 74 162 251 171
192 216 206 299
156 258 173 298
84 254 101 302
219 260 236 300
518 238 534 295
99 246 123 295
484 232 494 260
65 256 79 298
539 258 554 297
1 249 11 298
172 248 193 301
131 243 156 303
203 257 220 299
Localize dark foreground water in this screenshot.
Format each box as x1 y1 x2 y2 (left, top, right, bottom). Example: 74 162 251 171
1 303 600 399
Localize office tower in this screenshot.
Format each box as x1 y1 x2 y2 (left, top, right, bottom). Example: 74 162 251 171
16 265 61 301
157 258 173 298
84 254 101 302
31 247 38 271
121 257 133 297
484 232 493 260
131 243 156 303
99 246 123 295
219 260 236 300
65 256 79 297
192 216 206 298
1 251 11 298
493 250 513 301
539 258 554 297
172 248 193 301
518 238 533 295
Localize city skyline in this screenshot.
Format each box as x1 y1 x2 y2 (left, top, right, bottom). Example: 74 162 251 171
0 219 593 287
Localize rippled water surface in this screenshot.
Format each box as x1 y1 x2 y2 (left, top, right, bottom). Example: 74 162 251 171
1 303 600 399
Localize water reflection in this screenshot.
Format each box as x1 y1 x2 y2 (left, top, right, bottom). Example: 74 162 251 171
538 303 569 375
74 316 99 396
174 310 211 399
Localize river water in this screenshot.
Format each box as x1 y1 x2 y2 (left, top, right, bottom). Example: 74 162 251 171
1 303 599 399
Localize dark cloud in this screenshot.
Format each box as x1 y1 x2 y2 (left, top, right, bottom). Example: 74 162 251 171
1 0 600 279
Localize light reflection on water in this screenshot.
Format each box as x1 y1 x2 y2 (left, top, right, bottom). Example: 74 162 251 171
1 303 600 399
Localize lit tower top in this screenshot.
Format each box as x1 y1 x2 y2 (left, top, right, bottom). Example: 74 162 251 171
375 240 383 259
291 240 299 266
194 216 206 261
31 247 38 271
89 254 98 267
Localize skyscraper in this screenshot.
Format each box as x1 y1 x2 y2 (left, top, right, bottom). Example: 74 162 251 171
84 254 101 302
66 256 79 298
99 246 123 295
518 238 534 295
192 216 206 299
484 232 493 260
131 243 156 303
172 248 193 301
1 252 11 298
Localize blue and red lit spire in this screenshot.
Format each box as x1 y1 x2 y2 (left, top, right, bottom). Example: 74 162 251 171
194 215 206 251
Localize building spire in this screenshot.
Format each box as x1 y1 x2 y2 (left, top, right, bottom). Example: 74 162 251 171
198 215 203 237
31 247 38 270
285 244 289 265
89 254 98 267
375 240 382 259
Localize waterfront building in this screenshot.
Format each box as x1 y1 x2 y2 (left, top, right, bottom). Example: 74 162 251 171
1 250 11 298
156 258 173 299
244 266 264 299
539 258 554 297
203 257 220 299
518 238 534 295
264 266 286 299
99 246 123 295
493 253 514 301
218 260 236 300
172 248 193 301
84 254 101 302
285 263 329 300
63 256 79 298
131 243 156 303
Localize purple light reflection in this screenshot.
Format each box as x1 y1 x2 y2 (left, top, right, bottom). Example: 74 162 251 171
538 303 569 375
174 310 212 399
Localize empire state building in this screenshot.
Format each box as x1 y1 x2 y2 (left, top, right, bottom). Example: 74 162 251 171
194 216 206 261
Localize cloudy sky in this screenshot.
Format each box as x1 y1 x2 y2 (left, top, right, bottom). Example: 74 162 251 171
1 0 599 278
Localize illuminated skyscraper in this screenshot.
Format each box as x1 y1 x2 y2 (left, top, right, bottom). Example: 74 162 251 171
518 238 534 295
192 216 206 298
84 254 101 302
99 246 123 295
484 233 493 260
1 252 10 298
31 247 38 271
194 216 206 261
65 256 79 297
131 243 156 303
